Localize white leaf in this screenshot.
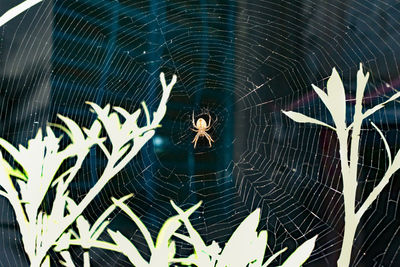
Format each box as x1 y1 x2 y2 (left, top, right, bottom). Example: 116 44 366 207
326 67 346 130
108 229 148 266
54 231 72 252
217 209 261 267
57 115 85 144
249 230 268 267
356 63 369 104
311 84 330 110
262 247 287 267
168 240 176 260
282 111 335 131
280 235 317 267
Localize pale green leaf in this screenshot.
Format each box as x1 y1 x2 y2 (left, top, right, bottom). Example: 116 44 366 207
124 130 156 163
90 221 110 241
0 190 8 198
105 112 124 147
76 216 91 248
112 197 155 251
90 194 133 240
311 84 330 110
326 67 346 130
57 115 85 144
107 229 148 267
54 231 72 252
172 254 198 266
82 120 102 139
118 108 141 139
280 235 317 267
362 90 400 121
152 201 201 266
50 190 68 223
109 112 122 130
40 255 50 267
112 106 131 119
0 138 25 169
141 101 151 126
170 200 206 250
45 126 58 143
170 201 211 265
59 250 76 267
248 230 268 267
217 209 260 267
16 179 28 202
86 102 110 118
168 240 176 261
65 197 78 214
148 73 176 129
116 143 131 160
262 247 287 267
0 0 44 28
1 158 27 181
51 167 73 187
355 63 369 106
282 111 335 131
28 128 43 149
207 241 222 261
155 215 182 249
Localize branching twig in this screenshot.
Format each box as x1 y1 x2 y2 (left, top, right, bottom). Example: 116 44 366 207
282 63 400 267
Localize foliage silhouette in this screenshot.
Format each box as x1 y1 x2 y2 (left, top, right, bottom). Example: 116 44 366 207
283 64 400 267
0 73 177 266
84 199 317 267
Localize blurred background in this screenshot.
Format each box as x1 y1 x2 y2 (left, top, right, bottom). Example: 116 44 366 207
0 0 400 266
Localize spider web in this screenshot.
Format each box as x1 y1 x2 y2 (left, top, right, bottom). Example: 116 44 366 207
0 0 400 266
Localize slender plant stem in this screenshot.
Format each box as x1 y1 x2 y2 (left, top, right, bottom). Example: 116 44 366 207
337 66 367 267
283 65 399 267
336 130 358 267
31 144 137 265
27 153 117 265
337 215 359 267
83 251 90 267
0 73 176 266
356 165 397 219
60 251 75 267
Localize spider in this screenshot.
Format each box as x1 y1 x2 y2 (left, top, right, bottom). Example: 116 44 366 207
191 112 214 148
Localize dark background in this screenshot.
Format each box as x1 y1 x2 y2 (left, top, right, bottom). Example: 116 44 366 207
0 0 399 266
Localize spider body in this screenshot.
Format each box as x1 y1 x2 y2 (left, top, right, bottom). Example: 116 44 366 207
191 112 214 148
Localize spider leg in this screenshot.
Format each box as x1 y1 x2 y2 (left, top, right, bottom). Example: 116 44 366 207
192 133 199 148
204 132 214 141
192 111 196 128
193 134 199 148
207 119 216 131
207 113 211 128
191 128 198 132
204 132 214 147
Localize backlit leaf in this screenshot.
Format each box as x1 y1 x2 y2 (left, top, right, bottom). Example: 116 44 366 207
282 111 335 131
108 229 148 267
280 235 317 267
326 67 346 130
